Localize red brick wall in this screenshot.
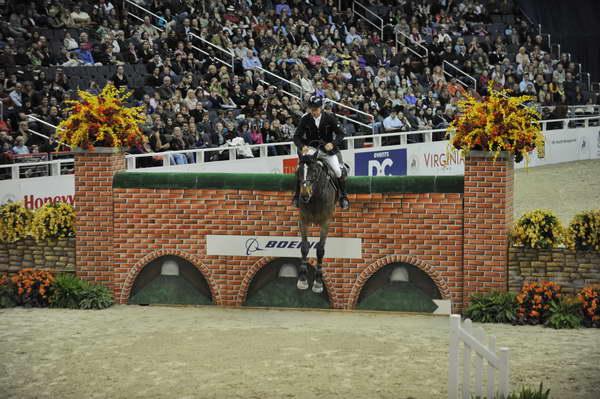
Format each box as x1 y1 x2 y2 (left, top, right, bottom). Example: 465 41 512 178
74 151 513 313
74 149 125 291
462 151 513 308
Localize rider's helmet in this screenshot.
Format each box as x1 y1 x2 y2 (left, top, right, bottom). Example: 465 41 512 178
307 95 323 109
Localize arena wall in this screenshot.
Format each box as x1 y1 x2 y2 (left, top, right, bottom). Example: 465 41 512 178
70 150 514 313
508 247 600 294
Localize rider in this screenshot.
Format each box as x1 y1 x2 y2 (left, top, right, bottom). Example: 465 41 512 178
292 95 350 209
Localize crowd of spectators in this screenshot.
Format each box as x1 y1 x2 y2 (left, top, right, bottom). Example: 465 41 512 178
0 0 598 169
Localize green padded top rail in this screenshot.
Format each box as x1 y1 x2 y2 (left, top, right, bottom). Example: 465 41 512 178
113 172 464 194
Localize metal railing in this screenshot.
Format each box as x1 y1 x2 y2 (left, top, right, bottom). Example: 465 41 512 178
395 31 428 59
2 115 598 177
189 32 234 68
442 60 477 90
0 99 3 121
352 1 384 40
0 158 74 180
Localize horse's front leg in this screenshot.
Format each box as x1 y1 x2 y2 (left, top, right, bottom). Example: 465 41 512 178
312 223 329 294
297 219 310 290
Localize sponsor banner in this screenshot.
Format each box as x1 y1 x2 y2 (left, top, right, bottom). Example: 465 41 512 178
406 141 464 175
354 148 407 176
0 175 75 209
282 158 299 174
206 235 362 259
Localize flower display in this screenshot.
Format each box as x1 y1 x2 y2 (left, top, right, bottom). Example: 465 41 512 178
56 83 146 150
510 209 565 249
578 285 600 327
516 281 561 324
566 210 600 251
30 202 75 242
447 82 544 163
0 202 33 243
11 268 55 307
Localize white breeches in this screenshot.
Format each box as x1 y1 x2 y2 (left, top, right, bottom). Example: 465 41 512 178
318 150 342 178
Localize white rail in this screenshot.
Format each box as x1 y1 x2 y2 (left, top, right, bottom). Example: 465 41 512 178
7 115 598 175
448 315 509 399
0 158 74 180
443 61 477 90
395 31 428 59
189 32 234 68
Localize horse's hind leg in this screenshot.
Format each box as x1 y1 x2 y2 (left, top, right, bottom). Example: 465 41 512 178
297 220 309 290
312 223 329 294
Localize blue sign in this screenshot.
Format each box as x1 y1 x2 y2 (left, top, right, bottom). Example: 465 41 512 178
354 149 407 176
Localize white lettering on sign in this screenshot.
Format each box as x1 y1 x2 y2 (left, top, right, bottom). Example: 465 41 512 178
373 151 390 158
368 158 394 176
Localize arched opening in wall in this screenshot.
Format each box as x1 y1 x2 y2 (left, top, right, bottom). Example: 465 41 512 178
128 255 212 305
357 262 442 313
244 258 330 309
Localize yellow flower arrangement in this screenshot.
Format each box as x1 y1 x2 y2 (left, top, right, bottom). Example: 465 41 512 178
30 202 75 242
511 209 565 249
56 83 146 150
447 82 544 163
566 210 600 251
0 202 33 243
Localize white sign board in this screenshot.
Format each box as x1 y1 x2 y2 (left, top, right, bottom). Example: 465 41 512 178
0 175 75 209
206 235 362 259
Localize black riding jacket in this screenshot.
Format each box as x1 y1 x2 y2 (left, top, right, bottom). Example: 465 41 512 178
293 111 345 153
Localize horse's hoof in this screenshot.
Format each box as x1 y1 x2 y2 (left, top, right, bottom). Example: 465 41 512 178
312 281 323 294
297 280 309 290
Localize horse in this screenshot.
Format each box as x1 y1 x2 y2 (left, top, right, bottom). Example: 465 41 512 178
295 142 339 294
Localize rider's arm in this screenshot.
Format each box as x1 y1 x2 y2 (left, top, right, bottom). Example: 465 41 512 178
293 115 307 150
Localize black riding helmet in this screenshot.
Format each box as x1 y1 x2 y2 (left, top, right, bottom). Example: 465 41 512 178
307 95 323 109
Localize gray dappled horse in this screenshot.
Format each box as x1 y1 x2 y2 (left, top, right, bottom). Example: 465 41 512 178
295 146 338 293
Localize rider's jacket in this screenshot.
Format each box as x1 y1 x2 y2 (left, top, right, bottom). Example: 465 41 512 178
293 111 345 154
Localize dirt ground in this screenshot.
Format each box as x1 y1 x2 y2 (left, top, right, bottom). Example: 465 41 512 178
1 160 599 399
514 159 600 222
1 306 599 399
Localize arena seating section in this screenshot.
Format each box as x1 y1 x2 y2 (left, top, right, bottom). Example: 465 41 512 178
0 0 598 174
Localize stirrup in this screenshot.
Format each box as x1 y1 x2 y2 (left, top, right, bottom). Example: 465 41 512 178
339 196 349 210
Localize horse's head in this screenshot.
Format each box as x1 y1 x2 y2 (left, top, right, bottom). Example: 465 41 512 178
298 152 322 204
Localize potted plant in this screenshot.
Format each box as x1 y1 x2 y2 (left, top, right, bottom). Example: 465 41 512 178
447 82 544 163
56 83 146 151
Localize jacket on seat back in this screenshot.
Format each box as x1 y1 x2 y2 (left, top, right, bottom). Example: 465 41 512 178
293 111 345 153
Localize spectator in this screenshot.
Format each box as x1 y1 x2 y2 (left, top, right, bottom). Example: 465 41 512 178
12 136 29 154
383 107 404 132
70 5 92 28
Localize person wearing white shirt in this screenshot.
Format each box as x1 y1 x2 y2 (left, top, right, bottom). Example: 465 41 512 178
383 108 404 132
345 27 362 45
9 83 23 108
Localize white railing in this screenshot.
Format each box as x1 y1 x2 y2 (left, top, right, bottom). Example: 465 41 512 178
189 32 235 68
6 115 598 175
352 1 384 40
448 315 509 399
125 141 297 170
395 31 428 59
124 1 165 32
0 99 3 121
257 67 304 98
0 158 74 180
443 61 477 90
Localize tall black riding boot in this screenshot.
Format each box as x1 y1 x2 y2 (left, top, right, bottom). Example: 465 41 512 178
292 174 300 208
338 176 349 209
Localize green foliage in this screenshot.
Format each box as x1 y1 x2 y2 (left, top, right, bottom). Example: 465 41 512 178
473 382 551 399
78 283 114 310
50 273 87 309
0 275 17 308
545 297 583 329
50 273 114 310
465 291 518 323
